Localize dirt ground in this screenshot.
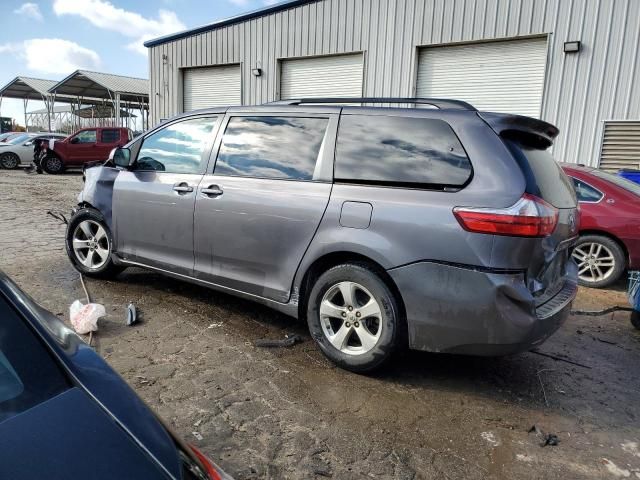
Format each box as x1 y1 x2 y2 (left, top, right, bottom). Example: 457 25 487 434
1 170 639 479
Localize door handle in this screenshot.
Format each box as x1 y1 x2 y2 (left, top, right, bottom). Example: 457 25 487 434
201 185 223 197
173 182 194 194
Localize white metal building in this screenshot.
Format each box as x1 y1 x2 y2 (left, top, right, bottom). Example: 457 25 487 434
145 0 640 170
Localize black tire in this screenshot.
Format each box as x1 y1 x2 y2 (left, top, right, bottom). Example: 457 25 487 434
42 155 64 174
631 311 640 330
0 152 20 169
306 263 400 373
65 208 125 279
572 234 626 288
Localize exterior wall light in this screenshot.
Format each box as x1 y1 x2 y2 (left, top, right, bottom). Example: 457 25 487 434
564 41 581 53
252 68 262 76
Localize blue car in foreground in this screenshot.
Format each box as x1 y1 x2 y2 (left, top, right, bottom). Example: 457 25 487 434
0 271 230 480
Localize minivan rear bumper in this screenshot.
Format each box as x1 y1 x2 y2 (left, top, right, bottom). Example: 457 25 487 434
388 261 577 355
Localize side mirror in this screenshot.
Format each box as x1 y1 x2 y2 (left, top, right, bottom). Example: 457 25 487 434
70 137 80 144
23 141 33 146
109 147 131 168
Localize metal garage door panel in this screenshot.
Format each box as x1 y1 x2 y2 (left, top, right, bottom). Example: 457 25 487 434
417 38 547 118
599 122 640 172
183 65 241 111
280 54 363 99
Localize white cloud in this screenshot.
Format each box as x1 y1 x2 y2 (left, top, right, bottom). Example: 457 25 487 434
14 2 43 21
263 0 280 5
53 0 185 55
229 0 251 5
0 39 100 74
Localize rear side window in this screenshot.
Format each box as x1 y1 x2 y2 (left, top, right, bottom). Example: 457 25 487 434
592 169 640 197
0 297 69 424
101 129 120 143
335 115 472 188
214 116 329 180
505 139 576 208
570 177 603 202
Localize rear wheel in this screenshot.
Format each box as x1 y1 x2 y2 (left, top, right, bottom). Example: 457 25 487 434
65 208 125 279
306 263 400 373
571 235 625 288
42 155 64 174
0 152 20 169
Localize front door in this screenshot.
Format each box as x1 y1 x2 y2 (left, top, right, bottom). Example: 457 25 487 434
112 115 220 275
66 129 98 165
193 113 336 302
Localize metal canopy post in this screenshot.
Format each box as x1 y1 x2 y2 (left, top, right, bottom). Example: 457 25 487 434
23 98 28 131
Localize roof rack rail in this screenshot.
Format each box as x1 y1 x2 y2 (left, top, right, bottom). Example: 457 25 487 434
268 97 476 111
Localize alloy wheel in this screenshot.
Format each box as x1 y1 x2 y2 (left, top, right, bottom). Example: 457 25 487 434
572 242 616 284
319 281 383 355
46 157 63 173
72 220 110 269
1 153 19 169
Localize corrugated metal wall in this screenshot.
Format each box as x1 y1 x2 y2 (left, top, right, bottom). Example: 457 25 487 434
148 0 640 167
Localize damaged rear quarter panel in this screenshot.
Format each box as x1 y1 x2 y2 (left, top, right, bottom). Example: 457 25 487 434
77 165 120 230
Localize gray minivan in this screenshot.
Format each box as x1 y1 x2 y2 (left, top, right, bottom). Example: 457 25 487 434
66 98 578 372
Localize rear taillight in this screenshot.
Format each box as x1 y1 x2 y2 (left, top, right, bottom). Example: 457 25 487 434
189 445 223 480
453 194 559 237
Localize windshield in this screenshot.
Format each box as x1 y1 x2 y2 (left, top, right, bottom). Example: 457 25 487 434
592 169 640 197
6 134 32 145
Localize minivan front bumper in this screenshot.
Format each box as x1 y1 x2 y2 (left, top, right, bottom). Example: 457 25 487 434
388 261 577 355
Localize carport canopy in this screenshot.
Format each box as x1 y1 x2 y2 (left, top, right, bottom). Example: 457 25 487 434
47 70 149 105
0 76 76 102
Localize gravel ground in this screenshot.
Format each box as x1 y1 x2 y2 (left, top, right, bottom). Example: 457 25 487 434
1 170 639 479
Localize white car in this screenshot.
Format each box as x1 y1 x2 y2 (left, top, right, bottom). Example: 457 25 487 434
0 132 66 169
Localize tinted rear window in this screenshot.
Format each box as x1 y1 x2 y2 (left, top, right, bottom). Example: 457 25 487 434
505 139 576 208
335 115 472 188
0 297 69 423
101 129 120 143
592 169 640 197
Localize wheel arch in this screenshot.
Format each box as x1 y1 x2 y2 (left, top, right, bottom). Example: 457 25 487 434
296 251 408 347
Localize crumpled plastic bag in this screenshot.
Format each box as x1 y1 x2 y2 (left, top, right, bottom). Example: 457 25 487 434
69 300 106 334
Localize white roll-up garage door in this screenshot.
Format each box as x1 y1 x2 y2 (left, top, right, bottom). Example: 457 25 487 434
183 65 241 112
280 54 363 99
417 38 547 117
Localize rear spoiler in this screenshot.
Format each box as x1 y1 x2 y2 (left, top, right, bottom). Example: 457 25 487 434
478 112 559 149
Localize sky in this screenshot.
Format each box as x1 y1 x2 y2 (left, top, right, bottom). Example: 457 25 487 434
0 0 280 126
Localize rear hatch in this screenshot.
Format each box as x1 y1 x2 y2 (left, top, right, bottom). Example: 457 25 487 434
480 112 579 303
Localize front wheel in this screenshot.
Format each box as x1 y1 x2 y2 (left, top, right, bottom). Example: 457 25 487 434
571 235 625 288
65 208 125 279
42 155 64 174
0 152 20 169
306 263 400 373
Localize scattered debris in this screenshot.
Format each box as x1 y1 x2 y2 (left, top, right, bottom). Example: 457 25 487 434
46 210 68 225
255 333 304 348
536 368 556 407
516 453 534 463
528 425 560 447
601 458 631 477
207 322 224 328
530 350 591 369
481 431 500 447
126 303 138 326
312 467 332 477
621 441 640 458
69 300 105 335
192 431 203 441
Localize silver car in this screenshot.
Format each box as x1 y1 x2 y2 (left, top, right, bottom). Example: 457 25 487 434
0 132 66 169
65 98 579 372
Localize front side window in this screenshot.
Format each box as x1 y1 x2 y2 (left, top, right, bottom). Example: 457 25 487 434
335 115 472 188
101 129 120 143
136 117 217 174
571 177 603 203
73 130 97 144
214 116 329 180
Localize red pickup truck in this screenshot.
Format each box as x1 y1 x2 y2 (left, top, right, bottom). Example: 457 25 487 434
41 127 132 174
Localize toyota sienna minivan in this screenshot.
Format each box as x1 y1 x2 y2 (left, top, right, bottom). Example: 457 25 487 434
66 98 578 372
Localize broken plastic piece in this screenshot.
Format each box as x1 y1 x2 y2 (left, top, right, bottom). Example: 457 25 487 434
69 300 105 335
126 303 138 326
254 334 304 348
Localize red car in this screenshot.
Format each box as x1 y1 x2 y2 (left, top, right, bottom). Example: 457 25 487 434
561 163 640 288
41 127 132 174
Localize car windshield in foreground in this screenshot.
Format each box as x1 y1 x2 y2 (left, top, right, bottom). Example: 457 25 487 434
592 169 640 197
0 296 69 424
